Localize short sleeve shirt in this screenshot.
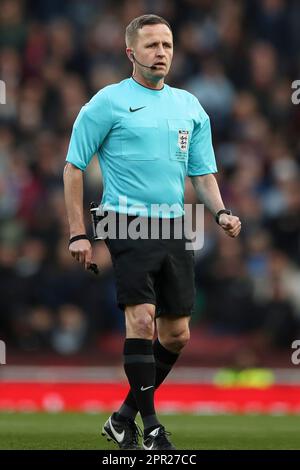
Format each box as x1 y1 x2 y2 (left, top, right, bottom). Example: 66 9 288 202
66 77 217 218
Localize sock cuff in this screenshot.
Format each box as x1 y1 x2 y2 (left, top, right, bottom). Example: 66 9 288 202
124 338 153 355
153 339 179 365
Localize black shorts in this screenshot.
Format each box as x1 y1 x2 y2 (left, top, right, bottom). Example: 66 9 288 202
104 215 195 318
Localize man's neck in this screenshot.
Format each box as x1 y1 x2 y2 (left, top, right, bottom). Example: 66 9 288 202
132 73 164 90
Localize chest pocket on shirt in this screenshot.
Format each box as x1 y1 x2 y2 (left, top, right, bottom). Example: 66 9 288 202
168 119 193 162
121 118 159 160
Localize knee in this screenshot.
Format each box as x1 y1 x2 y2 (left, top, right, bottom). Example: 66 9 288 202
135 315 154 338
125 304 155 339
160 329 190 354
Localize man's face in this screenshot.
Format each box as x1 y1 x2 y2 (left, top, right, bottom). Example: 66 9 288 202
129 24 173 81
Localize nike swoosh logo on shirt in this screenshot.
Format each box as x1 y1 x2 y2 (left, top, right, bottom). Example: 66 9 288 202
141 385 154 391
109 417 125 443
129 106 146 112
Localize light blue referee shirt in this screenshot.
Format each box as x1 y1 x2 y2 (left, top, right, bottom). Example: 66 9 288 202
66 77 217 218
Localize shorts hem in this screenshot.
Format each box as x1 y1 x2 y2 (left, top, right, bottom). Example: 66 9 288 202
156 309 193 318
118 298 157 311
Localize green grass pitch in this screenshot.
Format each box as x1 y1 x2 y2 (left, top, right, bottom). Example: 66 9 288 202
0 412 299 450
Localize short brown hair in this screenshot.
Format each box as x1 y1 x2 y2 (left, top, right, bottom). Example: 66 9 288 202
125 14 172 47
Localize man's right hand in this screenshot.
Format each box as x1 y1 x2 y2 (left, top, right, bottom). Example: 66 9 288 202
69 239 93 270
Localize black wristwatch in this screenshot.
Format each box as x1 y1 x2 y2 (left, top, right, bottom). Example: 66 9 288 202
215 209 232 225
68 234 89 247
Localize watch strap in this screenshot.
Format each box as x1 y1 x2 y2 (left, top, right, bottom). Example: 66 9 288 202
68 234 89 247
215 209 232 225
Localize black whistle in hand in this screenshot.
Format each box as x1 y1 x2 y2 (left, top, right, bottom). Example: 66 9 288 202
88 263 99 275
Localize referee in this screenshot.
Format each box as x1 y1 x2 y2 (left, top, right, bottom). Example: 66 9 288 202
63 14 241 450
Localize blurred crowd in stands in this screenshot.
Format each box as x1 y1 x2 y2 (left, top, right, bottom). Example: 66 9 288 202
1 0 300 361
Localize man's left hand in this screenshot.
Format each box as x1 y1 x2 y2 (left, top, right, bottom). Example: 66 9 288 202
218 214 241 238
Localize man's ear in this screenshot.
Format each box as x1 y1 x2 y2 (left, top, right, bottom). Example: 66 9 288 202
126 48 135 63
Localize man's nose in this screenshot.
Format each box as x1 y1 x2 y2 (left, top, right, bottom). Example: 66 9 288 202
156 44 166 56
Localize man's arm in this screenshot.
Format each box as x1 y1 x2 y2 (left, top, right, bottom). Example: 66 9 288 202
63 90 114 270
63 162 92 269
190 173 241 238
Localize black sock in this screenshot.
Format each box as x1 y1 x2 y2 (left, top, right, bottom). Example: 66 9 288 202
153 339 180 386
118 339 179 422
123 338 160 430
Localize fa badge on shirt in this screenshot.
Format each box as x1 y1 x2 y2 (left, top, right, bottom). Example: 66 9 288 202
178 130 189 152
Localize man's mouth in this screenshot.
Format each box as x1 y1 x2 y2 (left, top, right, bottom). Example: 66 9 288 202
154 62 166 67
